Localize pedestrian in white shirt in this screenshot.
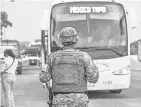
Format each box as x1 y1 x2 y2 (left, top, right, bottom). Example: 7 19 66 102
1 49 18 107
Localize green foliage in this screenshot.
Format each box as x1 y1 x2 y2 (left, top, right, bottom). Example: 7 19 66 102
1 11 12 28
1 11 12 35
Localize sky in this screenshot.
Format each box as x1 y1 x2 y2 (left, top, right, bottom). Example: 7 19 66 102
1 0 141 43
1 0 51 42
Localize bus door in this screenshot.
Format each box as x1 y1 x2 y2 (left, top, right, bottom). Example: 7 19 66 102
41 30 48 67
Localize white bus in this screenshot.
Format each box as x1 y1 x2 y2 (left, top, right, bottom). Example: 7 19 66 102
41 0 130 94
138 41 141 62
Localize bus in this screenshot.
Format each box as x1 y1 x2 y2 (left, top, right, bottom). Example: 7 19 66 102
41 0 130 94
1 39 22 74
138 41 141 62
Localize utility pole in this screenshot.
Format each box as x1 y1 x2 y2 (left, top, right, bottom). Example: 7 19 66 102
0 0 4 45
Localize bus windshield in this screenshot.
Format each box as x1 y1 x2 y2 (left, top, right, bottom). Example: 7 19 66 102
51 2 128 59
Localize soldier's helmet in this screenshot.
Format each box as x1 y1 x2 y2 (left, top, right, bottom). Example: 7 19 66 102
60 27 78 45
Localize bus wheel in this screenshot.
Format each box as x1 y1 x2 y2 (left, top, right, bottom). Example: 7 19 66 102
17 69 22 75
87 91 93 98
109 90 122 94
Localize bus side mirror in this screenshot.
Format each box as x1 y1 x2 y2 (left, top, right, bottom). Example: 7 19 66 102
138 42 141 62
128 8 138 29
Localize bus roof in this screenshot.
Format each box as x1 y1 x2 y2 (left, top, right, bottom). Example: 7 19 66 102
1 39 20 46
1 39 19 43
0 45 17 50
1 39 20 49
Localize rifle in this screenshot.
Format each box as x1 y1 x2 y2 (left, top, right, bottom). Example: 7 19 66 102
41 31 53 106
46 82 53 107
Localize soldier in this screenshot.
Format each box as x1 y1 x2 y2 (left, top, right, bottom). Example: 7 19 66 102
39 27 99 107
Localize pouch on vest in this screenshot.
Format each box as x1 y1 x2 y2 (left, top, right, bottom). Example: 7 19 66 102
52 51 87 93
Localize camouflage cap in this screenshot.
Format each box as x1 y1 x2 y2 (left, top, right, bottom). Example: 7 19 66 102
60 27 77 38
60 27 77 44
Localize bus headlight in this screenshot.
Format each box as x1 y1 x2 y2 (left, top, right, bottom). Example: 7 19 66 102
112 66 130 75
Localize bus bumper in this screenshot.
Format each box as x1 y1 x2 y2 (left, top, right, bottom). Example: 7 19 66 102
87 73 131 91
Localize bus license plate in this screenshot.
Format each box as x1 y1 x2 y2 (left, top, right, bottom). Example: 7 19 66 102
103 81 112 84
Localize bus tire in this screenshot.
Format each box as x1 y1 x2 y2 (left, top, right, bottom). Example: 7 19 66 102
17 69 22 75
109 89 122 94
87 91 92 98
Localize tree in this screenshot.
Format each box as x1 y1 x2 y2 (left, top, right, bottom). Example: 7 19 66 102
1 11 12 35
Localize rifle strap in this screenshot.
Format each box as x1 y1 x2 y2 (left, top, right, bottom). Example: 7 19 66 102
1 58 15 75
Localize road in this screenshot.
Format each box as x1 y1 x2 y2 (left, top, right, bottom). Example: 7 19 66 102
2 66 141 107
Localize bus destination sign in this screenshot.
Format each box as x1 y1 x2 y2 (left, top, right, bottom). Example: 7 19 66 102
70 6 107 14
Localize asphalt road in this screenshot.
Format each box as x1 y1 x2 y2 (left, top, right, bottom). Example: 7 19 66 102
2 66 141 107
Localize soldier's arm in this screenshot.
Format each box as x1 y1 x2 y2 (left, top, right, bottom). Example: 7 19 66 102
39 54 52 83
83 52 99 83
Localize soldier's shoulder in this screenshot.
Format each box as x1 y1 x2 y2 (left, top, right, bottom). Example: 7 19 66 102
49 50 62 57
75 50 91 59
76 50 90 56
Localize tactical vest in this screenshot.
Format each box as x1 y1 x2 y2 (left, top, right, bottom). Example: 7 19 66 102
52 50 87 93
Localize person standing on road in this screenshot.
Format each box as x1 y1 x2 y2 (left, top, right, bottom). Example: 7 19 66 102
39 27 99 107
1 49 18 107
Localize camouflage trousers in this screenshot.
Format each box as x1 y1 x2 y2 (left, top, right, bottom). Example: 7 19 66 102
52 93 89 107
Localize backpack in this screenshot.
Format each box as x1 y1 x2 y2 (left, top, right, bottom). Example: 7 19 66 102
52 50 87 92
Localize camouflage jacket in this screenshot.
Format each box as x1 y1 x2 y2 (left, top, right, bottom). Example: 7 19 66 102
39 47 99 106
39 47 99 84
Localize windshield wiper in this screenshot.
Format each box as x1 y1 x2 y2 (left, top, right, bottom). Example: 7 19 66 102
76 47 126 56
76 47 89 49
120 16 125 35
94 48 124 56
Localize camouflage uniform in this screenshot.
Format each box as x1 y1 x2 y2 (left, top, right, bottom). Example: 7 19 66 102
39 27 99 107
